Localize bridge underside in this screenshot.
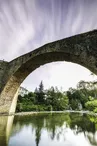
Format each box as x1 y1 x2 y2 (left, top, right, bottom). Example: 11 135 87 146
0 30 97 115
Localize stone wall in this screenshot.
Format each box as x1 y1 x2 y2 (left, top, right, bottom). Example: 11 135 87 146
0 61 9 93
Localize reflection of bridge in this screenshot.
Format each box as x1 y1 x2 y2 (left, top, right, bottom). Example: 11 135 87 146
0 30 97 114
0 115 14 146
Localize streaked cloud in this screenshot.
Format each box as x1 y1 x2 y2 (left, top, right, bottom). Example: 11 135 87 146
0 0 97 91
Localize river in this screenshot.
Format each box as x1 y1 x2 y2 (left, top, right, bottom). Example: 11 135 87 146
0 112 97 146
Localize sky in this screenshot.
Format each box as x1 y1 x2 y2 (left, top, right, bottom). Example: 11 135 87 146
0 0 97 91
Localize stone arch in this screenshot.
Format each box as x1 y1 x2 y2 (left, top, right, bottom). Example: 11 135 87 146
0 30 97 114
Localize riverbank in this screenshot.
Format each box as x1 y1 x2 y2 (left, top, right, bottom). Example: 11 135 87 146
15 110 97 116
0 110 97 117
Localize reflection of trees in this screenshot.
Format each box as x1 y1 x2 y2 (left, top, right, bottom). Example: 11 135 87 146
35 127 41 146
45 113 70 140
11 113 97 146
69 114 96 134
86 133 97 146
67 113 97 145
31 115 44 146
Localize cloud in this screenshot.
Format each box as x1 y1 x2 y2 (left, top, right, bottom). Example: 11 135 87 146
0 0 97 90
22 62 97 91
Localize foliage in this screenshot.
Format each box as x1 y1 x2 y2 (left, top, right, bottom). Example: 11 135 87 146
14 113 97 146
16 80 97 112
93 108 97 113
85 100 97 111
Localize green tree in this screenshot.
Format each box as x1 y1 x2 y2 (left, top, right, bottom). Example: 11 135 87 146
39 81 44 93
46 87 68 111
85 99 97 111
34 87 38 93
27 92 36 103
34 81 45 104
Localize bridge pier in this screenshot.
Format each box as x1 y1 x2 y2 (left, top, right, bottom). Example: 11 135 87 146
0 85 19 115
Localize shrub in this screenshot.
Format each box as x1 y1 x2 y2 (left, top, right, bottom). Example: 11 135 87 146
85 100 97 111
47 105 53 111
93 108 97 113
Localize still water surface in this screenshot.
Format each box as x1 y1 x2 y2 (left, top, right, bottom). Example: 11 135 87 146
1 112 97 146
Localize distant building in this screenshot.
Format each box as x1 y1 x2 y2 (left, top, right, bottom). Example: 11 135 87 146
18 87 29 96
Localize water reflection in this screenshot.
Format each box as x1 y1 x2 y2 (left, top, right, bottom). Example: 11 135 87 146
7 113 97 146
0 115 14 146
1 113 97 146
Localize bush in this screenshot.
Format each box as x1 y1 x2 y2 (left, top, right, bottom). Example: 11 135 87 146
16 103 23 112
16 102 55 112
93 108 97 113
47 105 53 111
37 105 45 111
85 100 97 111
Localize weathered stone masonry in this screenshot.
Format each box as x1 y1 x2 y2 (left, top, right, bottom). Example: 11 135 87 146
0 30 97 114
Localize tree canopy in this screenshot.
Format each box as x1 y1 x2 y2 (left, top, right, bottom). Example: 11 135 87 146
16 80 97 113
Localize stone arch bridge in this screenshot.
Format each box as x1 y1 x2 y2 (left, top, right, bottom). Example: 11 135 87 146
0 30 97 115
